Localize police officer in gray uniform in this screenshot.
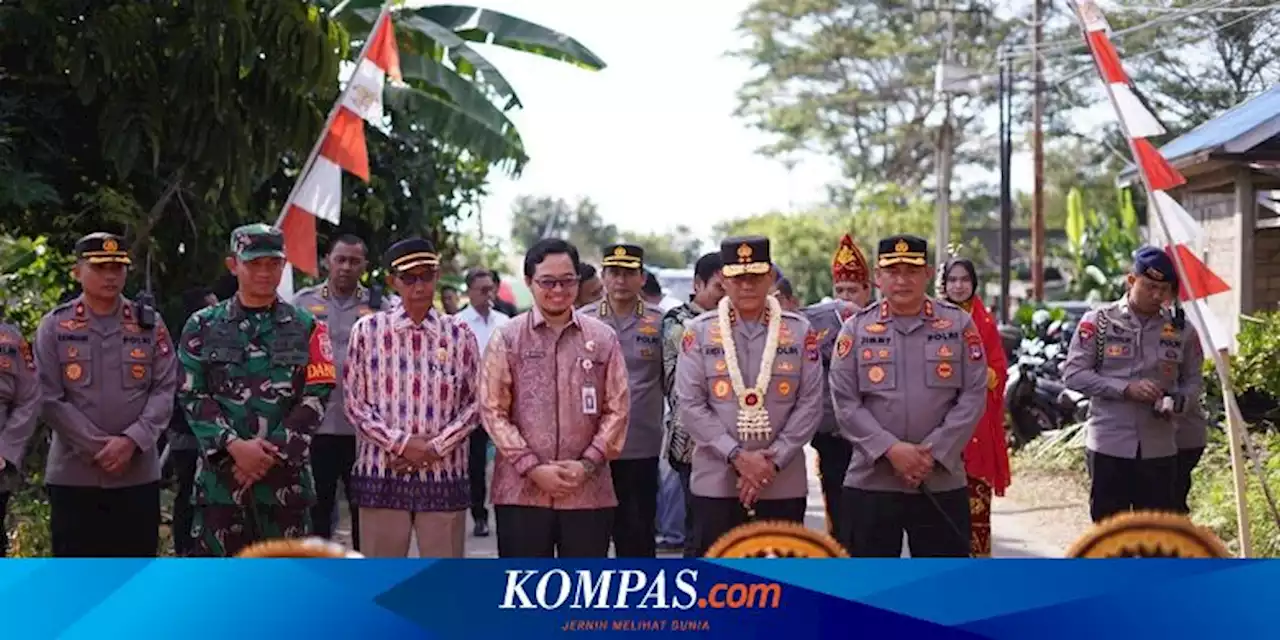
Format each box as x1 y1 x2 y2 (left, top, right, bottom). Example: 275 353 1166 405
829 234 987 557
292 234 384 549
0 322 40 556
36 233 179 556
579 243 666 557
676 236 824 555
1062 246 1203 523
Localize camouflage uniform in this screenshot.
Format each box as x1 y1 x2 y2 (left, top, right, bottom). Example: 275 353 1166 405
177 225 336 556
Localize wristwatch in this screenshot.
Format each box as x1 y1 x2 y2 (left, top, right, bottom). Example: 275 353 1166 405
579 459 597 476
728 446 743 464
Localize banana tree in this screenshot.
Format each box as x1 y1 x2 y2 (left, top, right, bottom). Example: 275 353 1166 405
316 1 606 173
1058 186 1142 302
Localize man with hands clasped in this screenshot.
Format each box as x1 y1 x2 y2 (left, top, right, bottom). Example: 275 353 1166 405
828 235 987 558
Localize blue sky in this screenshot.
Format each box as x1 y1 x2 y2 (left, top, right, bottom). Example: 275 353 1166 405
456 0 842 246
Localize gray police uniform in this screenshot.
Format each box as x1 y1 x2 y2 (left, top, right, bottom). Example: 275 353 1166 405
802 300 859 533
0 323 40 476
0 322 41 555
579 297 665 557
36 296 179 556
829 298 987 557
1062 298 1203 522
675 306 824 554
292 283 382 544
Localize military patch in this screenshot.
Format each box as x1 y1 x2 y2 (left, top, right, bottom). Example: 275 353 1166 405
638 324 659 336
936 362 954 379
931 318 953 330
19 341 34 371
803 329 820 361
713 379 732 399
878 348 890 359
306 322 337 385
66 346 79 359
714 359 727 373
1105 344 1128 357
836 334 853 359
64 362 83 382
867 365 885 384
129 348 146 359
130 364 146 380
774 360 795 373
682 328 697 353
865 323 887 334
937 344 954 358
777 380 793 397
969 344 983 362
1161 323 1178 339
1077 320 1096 341
640 347 654 358
309 304 327 314
58 319 87 332
861 348 873 361
963 326 980 344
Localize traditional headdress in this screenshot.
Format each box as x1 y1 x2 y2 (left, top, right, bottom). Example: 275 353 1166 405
831 233 870 285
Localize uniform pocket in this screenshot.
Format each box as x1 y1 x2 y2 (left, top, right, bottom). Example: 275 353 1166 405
924 341 962 389
770 373 800 405
122 343 154 389
857 347 897 391
56 343 93 388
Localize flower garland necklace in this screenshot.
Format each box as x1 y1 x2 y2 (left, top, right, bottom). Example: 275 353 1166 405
717 295 783 441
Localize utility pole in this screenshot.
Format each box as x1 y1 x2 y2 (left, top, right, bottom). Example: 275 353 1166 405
1031 0 1046 301
998 45 1013 324
935 0 957 266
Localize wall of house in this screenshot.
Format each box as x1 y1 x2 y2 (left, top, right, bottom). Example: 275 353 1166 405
1176 191 1241 339
1253 228 1280 312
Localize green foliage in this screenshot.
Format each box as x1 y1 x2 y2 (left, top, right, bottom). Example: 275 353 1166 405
1012 302 1068 336
1056 186 1141 302
731 0 1012 200
509 196 618 254
0 236 76 335
330 2 608 172
1189 429 1280 558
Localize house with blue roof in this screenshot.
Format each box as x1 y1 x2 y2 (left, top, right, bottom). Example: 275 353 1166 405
1120 84 1280 345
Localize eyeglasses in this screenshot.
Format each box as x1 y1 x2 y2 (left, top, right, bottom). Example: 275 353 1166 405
532 277 579 291
396 271 435 285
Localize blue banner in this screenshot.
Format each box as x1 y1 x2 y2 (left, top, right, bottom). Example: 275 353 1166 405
0 559 1271 638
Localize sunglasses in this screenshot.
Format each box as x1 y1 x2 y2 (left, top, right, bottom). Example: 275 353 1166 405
533 277 579 291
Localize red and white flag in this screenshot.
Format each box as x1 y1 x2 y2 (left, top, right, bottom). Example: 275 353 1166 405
277 7 401 295
1075 0 1233 351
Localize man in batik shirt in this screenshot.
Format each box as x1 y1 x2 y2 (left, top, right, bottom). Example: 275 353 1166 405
344 237 480 558
480 238 630 558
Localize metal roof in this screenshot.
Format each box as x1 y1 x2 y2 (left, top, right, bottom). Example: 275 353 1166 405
1121 83 1280 178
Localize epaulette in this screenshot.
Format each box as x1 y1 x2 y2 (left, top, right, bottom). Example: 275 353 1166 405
50 300 77 315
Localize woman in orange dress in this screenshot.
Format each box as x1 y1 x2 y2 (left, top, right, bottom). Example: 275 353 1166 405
940 258 1011 557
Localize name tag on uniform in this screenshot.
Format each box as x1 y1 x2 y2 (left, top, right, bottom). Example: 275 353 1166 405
582 386 599 415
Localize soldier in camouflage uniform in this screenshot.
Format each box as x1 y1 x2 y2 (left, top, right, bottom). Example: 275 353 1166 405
178 224 337 557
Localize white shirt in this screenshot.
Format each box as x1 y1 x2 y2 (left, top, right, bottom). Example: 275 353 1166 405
453 304 510 352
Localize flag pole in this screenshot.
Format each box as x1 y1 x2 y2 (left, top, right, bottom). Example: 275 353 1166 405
1072 1 1258 557
273 0 395 229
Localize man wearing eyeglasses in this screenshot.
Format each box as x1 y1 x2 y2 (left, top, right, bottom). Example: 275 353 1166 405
454 267 510 537
480 238 630 558
580 244 666 558
344 238 481 558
